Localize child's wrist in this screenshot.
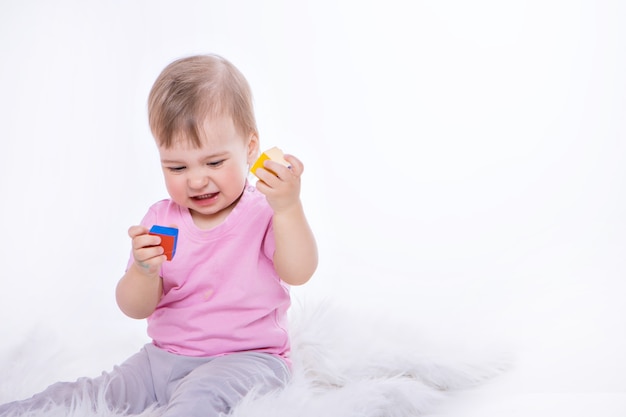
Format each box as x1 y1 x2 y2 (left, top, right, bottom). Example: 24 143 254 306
272 200 303 217
132 260 160 278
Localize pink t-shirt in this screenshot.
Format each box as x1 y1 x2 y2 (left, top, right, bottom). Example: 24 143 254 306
127 185 291 360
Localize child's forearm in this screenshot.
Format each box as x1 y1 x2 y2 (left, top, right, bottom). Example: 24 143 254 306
272 202 318 286
115 263 163 319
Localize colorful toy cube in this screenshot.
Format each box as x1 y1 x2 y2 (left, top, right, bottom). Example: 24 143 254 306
149 225 179 261
250 146 290 177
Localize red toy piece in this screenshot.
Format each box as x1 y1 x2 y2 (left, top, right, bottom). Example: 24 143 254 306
149 225 179 261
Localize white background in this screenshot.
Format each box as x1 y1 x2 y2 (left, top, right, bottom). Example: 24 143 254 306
1 0 625 415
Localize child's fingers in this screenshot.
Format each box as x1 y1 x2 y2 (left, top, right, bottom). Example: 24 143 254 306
283 154 304 176
128 226 163 258
127 225 166 273
135 247 165 264
132 232 161 249
263 160 299 181
128 225 149 239
255 166 281 186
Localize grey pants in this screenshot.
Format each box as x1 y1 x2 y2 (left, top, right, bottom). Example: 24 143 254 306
0 344 290 417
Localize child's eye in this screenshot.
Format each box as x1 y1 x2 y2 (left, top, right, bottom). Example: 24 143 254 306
207 160 225 167
168 166 186 172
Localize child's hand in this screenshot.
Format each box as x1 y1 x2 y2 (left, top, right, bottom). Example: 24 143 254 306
128 225 166 275
254 154 304 213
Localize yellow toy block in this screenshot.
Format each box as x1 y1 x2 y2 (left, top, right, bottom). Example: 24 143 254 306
250 146 290 177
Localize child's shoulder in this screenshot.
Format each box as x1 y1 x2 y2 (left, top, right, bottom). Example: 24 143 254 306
241 184 271 210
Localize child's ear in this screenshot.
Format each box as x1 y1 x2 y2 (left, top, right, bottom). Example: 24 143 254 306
247 133 260 164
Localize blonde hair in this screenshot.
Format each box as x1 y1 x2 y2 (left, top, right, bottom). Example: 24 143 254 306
148 54 258 148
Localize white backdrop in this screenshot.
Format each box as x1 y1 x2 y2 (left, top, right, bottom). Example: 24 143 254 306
1 1 625 415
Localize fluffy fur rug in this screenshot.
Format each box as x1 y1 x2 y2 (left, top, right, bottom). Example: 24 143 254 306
0 299 511 417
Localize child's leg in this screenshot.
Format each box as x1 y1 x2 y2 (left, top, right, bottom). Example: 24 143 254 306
162 352 290 417
0 344 156 416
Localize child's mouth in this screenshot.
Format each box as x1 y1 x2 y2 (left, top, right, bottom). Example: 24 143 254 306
192 192 218 201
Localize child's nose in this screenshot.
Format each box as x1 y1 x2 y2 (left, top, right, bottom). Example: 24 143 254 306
188 171 209 189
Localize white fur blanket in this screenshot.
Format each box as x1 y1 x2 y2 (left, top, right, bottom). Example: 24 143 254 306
0 299 511 417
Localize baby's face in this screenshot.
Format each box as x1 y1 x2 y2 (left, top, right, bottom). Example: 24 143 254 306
157 115 258 229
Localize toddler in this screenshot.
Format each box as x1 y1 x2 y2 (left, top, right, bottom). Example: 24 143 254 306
0 53 318 417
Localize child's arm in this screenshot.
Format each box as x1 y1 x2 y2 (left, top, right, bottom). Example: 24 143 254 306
115 225 166 319
255 154 318 286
